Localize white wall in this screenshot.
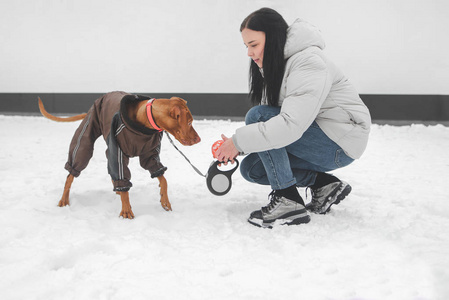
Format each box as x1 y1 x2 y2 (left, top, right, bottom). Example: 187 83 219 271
1 0 448 94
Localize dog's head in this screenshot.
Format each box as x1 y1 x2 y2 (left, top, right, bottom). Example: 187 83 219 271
160 97 201 146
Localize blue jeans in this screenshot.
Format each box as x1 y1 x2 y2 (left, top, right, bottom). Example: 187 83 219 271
240 106 354 189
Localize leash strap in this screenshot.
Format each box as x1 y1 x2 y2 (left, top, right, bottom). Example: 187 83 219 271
165 132 206 177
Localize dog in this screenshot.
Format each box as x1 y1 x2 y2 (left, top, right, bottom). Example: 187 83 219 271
38 91 201 218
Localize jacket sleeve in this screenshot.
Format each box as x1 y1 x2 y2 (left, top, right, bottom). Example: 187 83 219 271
139 140 167 178
233 53 332 154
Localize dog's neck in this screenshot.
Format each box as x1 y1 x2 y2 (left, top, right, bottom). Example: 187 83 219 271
134 99 166 131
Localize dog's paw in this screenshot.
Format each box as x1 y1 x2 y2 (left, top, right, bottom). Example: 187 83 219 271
160 199 172 211
119 210 135 219
57 199 70 207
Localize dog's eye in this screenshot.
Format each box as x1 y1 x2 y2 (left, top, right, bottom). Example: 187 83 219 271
188 122 192 126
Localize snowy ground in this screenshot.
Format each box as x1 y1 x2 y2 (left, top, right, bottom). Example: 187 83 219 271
0 115 448 300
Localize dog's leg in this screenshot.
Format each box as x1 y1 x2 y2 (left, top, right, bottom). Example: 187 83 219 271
157 175 172 211
118 191 135 219
58 174 74 207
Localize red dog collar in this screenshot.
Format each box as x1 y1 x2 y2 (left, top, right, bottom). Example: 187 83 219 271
146 99 163 132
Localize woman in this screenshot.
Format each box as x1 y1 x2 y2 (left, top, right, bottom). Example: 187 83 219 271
215 8 371 228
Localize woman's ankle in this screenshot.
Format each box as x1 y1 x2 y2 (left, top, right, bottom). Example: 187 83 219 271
275 185 305 206
310 172 340 190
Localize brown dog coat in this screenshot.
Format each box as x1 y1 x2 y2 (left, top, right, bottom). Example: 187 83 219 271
65 91 167 191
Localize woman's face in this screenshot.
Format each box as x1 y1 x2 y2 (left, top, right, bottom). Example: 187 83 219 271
241 28 265 68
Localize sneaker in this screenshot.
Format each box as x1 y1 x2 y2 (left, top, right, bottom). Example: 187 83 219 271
306 181 352 214
248 192 311 228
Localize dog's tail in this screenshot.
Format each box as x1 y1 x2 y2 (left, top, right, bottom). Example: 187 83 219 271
38 97 87 122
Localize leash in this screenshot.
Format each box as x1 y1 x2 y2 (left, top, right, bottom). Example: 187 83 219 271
147 99 237 195
146 98 239 196
164 131 239 196
164 131 206 177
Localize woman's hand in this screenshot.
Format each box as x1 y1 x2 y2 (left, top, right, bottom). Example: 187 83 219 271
215 134 239 164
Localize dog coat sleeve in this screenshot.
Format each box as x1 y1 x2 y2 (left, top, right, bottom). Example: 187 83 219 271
139 141 167 178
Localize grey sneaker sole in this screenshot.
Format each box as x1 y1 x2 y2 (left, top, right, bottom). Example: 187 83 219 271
248 209 311 229
316 182 352 214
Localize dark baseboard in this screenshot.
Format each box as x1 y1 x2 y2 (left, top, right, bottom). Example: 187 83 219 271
360 94 449 123
0 93 252 119
0 93 448 123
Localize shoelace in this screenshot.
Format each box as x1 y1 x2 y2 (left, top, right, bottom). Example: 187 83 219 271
261 191 282 213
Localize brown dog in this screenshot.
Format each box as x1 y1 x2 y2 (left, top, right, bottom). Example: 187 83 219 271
38 91 201 218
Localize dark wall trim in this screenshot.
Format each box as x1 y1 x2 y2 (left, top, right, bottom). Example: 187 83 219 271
360 94 449 123
0 93 253 119
0 93 448 123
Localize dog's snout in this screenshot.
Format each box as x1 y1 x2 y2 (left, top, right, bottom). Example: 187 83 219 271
191 133 201 144
180 135 201 146
177 131 201 146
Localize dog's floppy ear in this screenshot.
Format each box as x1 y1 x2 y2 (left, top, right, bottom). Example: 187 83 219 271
169 105 181 120
170 96 187 104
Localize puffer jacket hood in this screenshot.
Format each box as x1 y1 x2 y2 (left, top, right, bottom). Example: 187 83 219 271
284 19 326 59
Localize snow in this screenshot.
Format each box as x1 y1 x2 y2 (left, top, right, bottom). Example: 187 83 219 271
0 115 448 300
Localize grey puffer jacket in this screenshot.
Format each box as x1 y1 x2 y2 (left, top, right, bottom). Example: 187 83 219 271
233 19 371 159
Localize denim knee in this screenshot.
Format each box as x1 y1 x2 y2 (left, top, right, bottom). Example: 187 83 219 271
245 105 281 125
240 154 271 186
240 155 254 182
245 106 261 125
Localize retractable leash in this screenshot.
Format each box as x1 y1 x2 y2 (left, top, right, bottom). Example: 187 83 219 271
205 159 239 196
165 132 239 196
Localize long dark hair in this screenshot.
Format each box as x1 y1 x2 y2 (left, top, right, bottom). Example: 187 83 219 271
240 8 288 106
